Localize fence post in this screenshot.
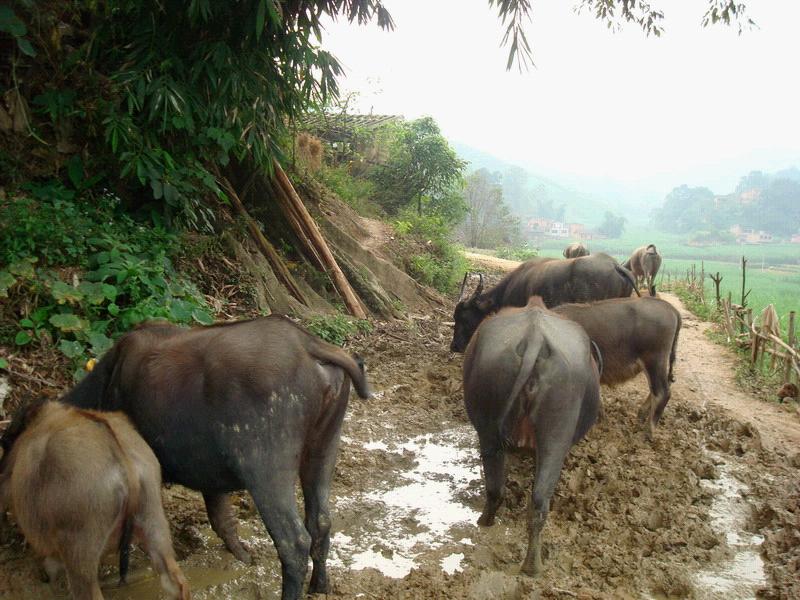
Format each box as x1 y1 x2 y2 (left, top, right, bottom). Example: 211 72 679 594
786 311 797 383
740 255 749 308
747 308 759 365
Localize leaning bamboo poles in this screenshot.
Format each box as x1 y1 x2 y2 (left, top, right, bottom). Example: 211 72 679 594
270 160 367 319
217 174 309 305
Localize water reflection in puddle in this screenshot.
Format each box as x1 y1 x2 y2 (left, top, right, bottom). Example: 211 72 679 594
332 426 480 577
694 451 766 599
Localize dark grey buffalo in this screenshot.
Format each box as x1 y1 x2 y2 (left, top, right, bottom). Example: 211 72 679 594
463 298 600 576
562 242 589 258
623 244 662 296
450 253 638 352
552 296 682 440
60 316 369 600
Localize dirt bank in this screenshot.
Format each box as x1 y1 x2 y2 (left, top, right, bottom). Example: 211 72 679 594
1 265 798 599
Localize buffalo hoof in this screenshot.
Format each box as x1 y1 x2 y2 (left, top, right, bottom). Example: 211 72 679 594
520 560 542 577
477 513 495 527
309 579 329 595
229 540 253 565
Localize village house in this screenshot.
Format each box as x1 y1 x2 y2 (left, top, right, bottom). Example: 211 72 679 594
527 217 553 232
549 221 570 238
730 224 775 244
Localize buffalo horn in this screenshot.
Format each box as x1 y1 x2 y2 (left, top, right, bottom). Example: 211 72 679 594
473 273 485 297
458 272 471 302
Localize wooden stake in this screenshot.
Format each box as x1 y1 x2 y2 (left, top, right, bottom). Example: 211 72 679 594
272 160 367 319
218 175 308 305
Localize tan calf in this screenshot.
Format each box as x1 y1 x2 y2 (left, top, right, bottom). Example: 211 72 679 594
0 401 189 600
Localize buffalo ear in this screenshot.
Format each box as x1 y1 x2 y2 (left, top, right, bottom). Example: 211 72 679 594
476 297 494 313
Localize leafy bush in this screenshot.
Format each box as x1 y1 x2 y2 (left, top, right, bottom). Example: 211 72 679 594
317 164 380 216
304 314 372 347
393 211 468 293
496 245 538 261
1 186 213 378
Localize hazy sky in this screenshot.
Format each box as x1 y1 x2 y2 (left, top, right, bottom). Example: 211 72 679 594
320 0 800 196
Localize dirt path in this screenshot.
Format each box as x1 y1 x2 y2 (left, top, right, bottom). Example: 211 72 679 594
1 255 799 599
665 294 800 454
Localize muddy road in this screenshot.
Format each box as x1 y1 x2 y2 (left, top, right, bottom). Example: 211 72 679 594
1 292 799 599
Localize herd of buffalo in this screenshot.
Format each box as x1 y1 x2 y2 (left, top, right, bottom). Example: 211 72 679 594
0 244 677 600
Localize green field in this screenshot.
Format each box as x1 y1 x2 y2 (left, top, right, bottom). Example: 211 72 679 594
536 227 800 266
658 258 800 331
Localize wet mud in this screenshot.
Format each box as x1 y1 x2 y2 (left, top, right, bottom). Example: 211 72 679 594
1 299 799 599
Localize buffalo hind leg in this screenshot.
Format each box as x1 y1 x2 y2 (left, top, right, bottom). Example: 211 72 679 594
59 541 104 600
521 420 571 576
477 442 506 527
638 361 670 441
301 388 348 595
301 448 338 594
248 474 311 600
204 492 252 564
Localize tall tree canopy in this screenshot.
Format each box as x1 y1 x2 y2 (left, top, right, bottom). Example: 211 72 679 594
370 117 466 215
1 0 755 228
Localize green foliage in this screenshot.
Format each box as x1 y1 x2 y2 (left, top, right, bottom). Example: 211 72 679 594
393 211 468 293
496 244 538 261
317 164 379 216
461 169 521 248
369 117 466 215
653 170 800 237
7 1 395 226
597 210 626 239
0 188 213 377
304 314 372 347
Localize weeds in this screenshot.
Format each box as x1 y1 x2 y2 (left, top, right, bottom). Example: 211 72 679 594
304 314 372 346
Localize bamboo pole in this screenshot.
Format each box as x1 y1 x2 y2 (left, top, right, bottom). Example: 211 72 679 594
218 175 308 305
272 160 367 319
268 176 326 271
787 312 797 383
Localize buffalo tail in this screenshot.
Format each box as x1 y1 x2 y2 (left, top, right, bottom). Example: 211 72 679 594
615 264 640 297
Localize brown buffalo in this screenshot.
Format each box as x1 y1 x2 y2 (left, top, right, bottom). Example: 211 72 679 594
552 296 681 439
563 242 589 258
463 297 600 576
60 315 369 600
0 400 189 600
450 253 638 352
623 244 662 296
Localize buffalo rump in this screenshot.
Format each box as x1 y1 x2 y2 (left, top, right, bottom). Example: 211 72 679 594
0 400 189 600
463 298 600 575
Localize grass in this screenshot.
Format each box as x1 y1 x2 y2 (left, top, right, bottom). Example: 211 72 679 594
659 258 800 333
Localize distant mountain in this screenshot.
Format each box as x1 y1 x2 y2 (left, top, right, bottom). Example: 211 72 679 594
451 142 637 227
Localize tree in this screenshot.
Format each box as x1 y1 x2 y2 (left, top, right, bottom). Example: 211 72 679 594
369 117 466 215
652 185 716 233
460 169 521 248
598 210 626 238
1 0 755 228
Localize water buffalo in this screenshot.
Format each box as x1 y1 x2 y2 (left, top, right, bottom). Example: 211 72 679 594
450 253 638 352
0 400 189 600
60 316 370 600
562 242 589 258
552 296 682 440
623 244 662 296
463 297 600 576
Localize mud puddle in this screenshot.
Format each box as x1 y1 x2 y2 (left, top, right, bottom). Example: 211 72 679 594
694 451 766 599
330 425 481 578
